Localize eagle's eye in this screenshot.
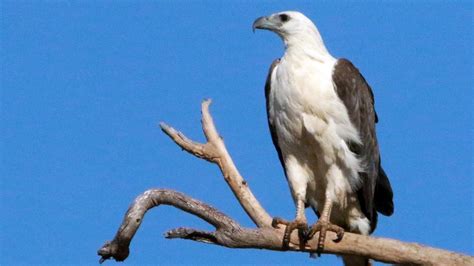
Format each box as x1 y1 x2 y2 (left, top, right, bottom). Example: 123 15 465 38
279 14 290 22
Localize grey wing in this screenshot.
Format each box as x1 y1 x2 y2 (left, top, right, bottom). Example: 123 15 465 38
333 59 394 232
264 59 286 176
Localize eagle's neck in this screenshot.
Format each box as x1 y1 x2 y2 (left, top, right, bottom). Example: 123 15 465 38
282 28 333 63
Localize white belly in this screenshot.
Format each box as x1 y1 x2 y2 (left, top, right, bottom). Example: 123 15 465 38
269 58 369 234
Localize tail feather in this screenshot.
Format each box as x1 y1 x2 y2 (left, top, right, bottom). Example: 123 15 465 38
374 167 394 216
342 255 371 266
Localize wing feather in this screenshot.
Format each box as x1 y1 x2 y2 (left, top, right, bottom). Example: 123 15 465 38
264 59 286 175
333 59 394 231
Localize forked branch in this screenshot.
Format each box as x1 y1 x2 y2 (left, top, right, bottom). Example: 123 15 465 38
159 100 272 228
98 100 473 265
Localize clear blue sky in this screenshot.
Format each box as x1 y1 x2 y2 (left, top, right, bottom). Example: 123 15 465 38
1 1 472 265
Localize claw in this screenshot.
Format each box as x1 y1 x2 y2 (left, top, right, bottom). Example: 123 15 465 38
271 217 308 249
299 226 309 241
272 217 288 228
306 220 344 256
333 228 344 243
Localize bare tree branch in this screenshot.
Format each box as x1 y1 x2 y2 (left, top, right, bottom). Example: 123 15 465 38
160 99 272 228
165 227 218 244
98 189 472 265
98 100 473 265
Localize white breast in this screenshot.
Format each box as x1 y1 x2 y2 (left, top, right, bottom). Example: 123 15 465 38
270 55 353 152
269 54 366 231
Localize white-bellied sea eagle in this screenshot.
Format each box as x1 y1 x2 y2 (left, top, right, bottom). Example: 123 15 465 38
253 11 394 265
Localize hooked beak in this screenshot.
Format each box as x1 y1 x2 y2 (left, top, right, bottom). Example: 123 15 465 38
252 16 273 33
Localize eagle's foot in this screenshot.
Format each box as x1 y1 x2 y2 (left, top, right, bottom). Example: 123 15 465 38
307 220 344 256
272 217 308 249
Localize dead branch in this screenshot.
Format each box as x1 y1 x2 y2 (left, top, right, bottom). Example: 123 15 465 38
159 100 272 228
98 100 473 265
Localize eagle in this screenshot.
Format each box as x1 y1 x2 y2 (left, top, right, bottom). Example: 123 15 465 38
253 11 394 265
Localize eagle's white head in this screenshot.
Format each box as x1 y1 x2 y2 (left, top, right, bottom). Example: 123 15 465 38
253 11 330 57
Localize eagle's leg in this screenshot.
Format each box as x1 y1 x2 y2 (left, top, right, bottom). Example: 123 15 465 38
307 200 344 255
271 199 308 249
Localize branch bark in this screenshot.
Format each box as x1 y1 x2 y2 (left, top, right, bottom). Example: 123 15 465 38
98 100 473 265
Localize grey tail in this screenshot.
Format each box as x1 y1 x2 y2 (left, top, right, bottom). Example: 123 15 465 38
342 255 371 266
374 166 394 216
